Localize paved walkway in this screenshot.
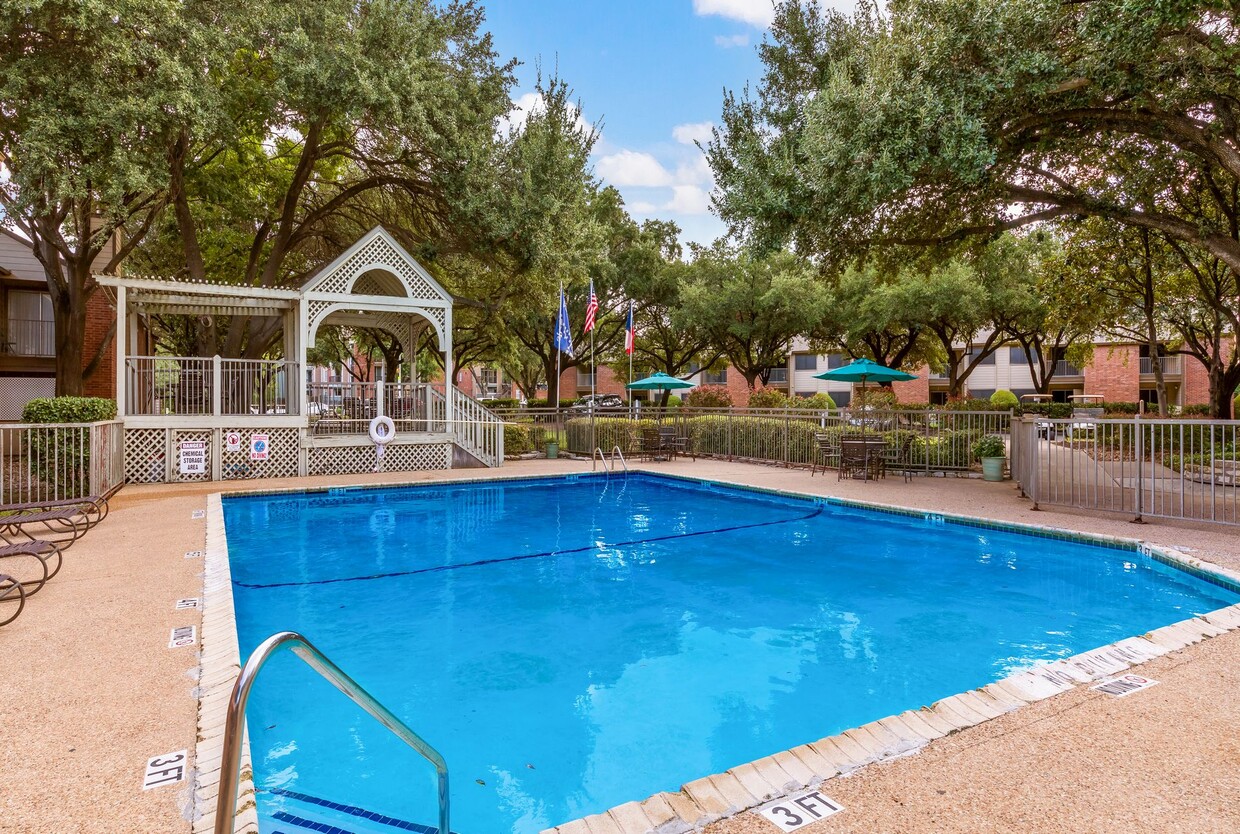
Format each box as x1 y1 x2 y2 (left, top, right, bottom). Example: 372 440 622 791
0 459 1236 834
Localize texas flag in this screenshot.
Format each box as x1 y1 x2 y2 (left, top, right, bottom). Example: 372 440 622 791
624 300 635 355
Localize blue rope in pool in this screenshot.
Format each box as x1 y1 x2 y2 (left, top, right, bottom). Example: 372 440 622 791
233 504 825 589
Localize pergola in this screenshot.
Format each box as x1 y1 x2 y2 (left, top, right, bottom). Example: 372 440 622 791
96 227 501 483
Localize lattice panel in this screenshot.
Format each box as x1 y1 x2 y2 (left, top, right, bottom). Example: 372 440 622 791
125 428 168 484
0 376 56 421
313 235 444 301
173 430 212 482
221 428 300 480
308 442 449 476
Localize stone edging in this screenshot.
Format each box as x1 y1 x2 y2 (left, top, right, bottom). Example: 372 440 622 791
191 493 258 834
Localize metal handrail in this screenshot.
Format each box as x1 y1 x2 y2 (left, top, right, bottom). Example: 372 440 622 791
592 447 608 473
610 446 628 474
214 631 449 834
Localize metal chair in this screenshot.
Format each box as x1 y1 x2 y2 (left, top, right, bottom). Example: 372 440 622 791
811 432 839 476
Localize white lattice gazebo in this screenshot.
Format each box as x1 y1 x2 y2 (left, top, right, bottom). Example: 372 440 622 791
97 227 503 484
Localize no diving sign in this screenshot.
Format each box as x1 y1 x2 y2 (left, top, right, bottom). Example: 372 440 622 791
250 433 269 461
756 790 844 831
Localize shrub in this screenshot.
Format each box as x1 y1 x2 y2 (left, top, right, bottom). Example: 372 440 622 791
21 397 117 423
483 397 521 410
943 397 1007 412
503 422 533 455
665 395 682 408
791 392 836 410
683 385 733 409
852 388 899 409
20 397 118 499
747 389 789 409
525 398 577 409
1181 403 1212 416
565 416 657 454
972 434 1007 460
1101 401 1140 415
1020 401 1073 419
990 389 1019 409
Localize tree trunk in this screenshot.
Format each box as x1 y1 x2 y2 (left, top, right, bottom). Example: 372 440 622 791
1208 364 1238 420
54 302 88 396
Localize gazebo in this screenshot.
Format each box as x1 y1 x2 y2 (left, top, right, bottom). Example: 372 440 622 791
96 227 503 484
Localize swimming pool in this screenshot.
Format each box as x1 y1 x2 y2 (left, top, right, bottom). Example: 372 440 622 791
221 473 1240 834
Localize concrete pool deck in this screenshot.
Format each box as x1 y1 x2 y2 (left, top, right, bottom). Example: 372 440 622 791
1 458 1238 834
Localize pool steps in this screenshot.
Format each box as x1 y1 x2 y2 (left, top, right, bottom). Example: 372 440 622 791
191 475 1240 834
541 601 1240 834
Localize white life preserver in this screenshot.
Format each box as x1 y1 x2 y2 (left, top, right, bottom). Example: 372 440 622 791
369 415 396 445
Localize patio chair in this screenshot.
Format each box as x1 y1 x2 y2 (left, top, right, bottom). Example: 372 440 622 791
0 574 25 627
884 434 916 483
658 426 689 460
0 539 63 594
640 428 670 462
811 432 839 476
0 503 90 547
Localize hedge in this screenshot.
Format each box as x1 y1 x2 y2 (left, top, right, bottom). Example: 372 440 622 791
19 397 117 498
503 422 534 455
21 397 117 423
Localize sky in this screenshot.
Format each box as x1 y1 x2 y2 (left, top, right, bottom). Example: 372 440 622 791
480 1 858 247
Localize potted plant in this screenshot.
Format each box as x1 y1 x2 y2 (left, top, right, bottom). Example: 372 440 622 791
972 434 1007 481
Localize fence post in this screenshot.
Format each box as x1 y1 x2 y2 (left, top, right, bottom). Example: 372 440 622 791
1134 415 1144 523
212 355 223 416
923 410 931 474
783 408 790 467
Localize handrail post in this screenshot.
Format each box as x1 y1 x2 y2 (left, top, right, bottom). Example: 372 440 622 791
212 355 223 417
215 632 450 834
1134 415 1144 522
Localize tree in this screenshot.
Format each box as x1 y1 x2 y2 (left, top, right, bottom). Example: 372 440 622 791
814 262 931 378
0 0 233 392
1160 244 1240 419
680 246 827 390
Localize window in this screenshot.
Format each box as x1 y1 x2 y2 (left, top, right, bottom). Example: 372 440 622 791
833 390 851 407
6 290 54 356
826 353 849 369
969 388 995 401
1008 346 1037 366
766 367 788 384
703 369 727 385
794 354 817 371
929 391 948 405
576 369 595 386
971 350 996 366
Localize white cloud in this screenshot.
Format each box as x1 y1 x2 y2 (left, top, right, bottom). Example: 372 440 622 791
674 153 713 186
714 33 750 48
497 91 594 139
595 150 674 187
672 121 715 146
666 185 713 215
693 0 776 28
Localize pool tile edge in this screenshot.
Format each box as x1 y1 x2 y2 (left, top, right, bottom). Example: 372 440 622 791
191 493 259 834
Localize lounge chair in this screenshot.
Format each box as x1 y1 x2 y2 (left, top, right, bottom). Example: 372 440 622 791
0 539 63 594
0 491 113 529
0 504 90 546
0 574 25 627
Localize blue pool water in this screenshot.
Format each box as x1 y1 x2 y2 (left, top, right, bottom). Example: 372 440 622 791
223 473 1239 834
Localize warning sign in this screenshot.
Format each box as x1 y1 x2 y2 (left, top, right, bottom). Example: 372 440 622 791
179 440 207 475
250 433 269 461
225 431 242 452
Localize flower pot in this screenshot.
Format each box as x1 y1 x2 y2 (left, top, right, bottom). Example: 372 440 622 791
545 440 559 459
981 456 1005 482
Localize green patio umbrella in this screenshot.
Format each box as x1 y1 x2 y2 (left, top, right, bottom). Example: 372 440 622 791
626 371 695 392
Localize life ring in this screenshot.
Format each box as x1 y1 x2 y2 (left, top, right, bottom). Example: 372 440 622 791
368 415 396 445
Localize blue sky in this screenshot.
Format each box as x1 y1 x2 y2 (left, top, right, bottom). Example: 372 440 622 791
480 1 859 246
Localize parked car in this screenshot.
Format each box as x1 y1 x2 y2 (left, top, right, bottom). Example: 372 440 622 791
568 393 625 414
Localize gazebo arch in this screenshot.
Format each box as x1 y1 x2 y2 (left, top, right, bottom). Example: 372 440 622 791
96 227 502 485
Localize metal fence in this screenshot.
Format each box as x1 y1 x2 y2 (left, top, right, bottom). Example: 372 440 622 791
1011 416 1240 526
0 420 124 504
493 406 1012 472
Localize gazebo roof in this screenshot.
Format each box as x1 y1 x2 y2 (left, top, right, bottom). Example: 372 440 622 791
95 274 299 316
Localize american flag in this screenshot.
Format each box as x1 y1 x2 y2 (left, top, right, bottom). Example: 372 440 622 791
624 300 635 355
583 280 598 334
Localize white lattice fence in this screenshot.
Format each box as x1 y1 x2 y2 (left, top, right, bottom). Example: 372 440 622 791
221 428 300 480
125 428 168 484
308 442 450 476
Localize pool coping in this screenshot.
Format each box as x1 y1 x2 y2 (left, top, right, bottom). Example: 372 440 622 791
190 470 1240 834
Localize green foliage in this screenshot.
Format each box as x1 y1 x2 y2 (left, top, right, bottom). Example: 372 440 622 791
944 397 1008 412
1101 401 1141 415
525 398 577 409
683 385 734 409
484 398 522 410
665 395 682 408
564 417 657 454
1020 401 1073 419
792 392 836 410
21 397 117 424
747 389 791 409
990 390 1019 409
503 423 533 455
851 388 899 410
972 435 1007 461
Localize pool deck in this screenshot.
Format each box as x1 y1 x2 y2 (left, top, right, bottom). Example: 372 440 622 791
1 458 1238 834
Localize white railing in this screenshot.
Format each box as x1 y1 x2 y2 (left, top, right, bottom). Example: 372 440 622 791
3 318 55 356
0 420 124 504
1139 356 1181 375
127 356 298 416
1054 359 1083 376
444 385 503 467
1011 416 1240 526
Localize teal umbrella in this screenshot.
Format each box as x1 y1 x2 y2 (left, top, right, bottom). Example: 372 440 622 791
813 357 916 385
626 371 695 391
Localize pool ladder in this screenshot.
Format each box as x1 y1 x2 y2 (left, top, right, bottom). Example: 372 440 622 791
593 445 628 474
213 631 450 834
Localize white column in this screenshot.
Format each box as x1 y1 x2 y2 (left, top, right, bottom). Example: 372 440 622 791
114 285 127 417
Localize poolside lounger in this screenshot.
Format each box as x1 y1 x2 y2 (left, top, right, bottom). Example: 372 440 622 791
0 493 112 529
0 539 63 595
0 573 25 627
0 504 89 547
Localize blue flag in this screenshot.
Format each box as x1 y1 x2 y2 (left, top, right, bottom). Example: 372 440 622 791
554 286 573 356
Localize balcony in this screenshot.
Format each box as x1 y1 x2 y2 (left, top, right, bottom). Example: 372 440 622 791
1140 356 1181 375
126 356 299 416
1054 359 1083 377
766 367 789 385
2 319 55 357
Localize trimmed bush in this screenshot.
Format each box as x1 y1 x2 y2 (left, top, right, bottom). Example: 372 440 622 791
503 422 533 455
683 385 733 409
791 392 836 410
482 397 521 409
943 397 1008 412
526 398 577 409
747 389 790 409
1101 401 1140 415
1020 401 1073 419
565 416 657 453
665 395 682 407
990 390 1019 409
21 397 117 423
